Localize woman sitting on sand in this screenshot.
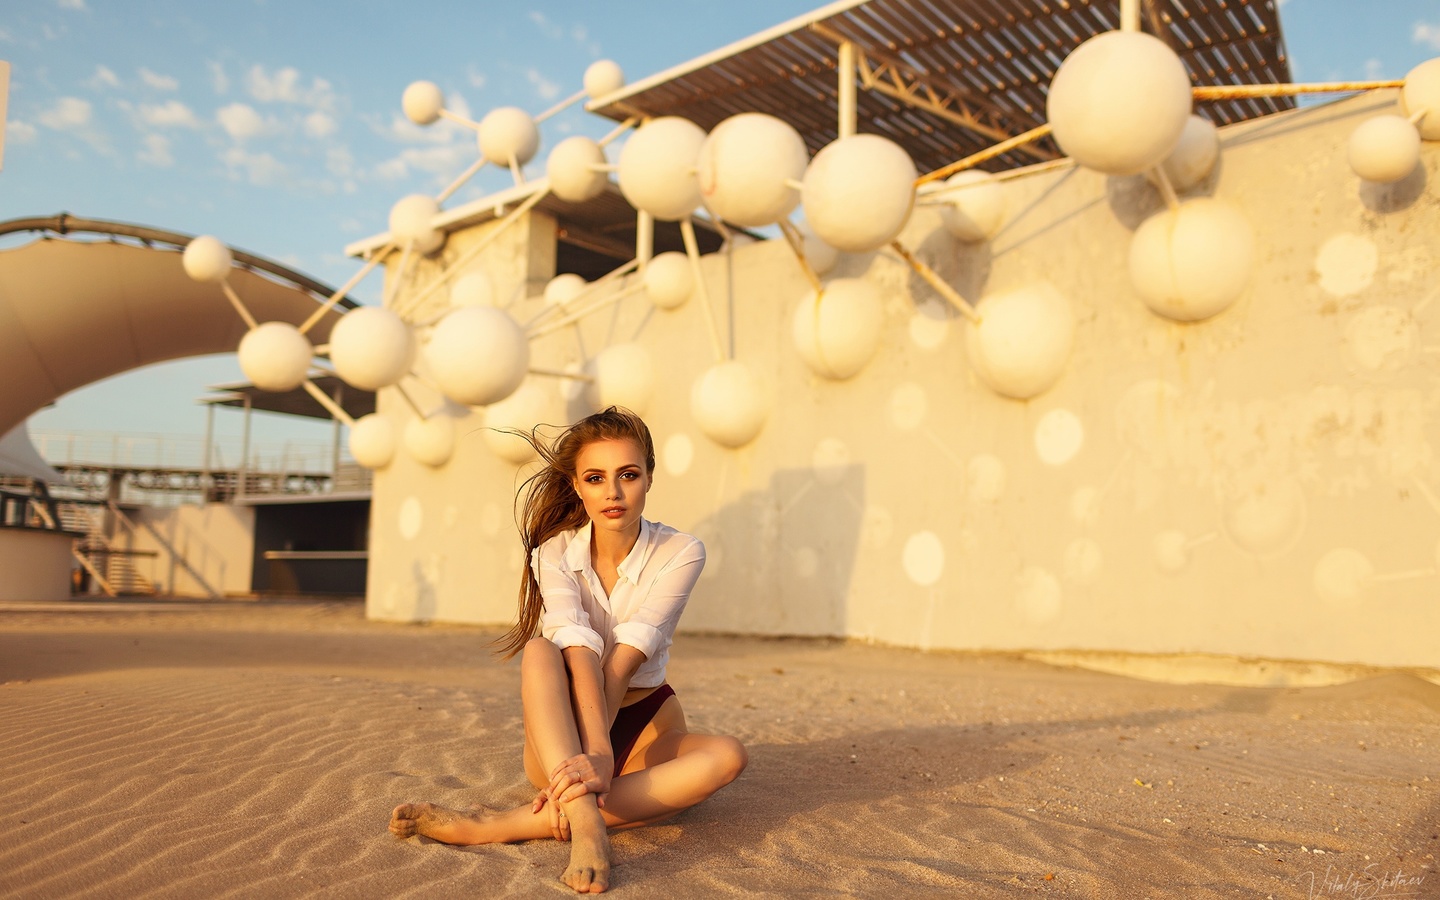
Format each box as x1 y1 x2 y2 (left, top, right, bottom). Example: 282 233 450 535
390 407 748 894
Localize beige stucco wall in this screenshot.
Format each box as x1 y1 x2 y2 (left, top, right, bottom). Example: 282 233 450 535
367 91 1440 669
0 529 75 601
129 504 256 597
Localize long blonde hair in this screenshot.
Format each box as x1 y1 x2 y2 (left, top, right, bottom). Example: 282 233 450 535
495 407 656 658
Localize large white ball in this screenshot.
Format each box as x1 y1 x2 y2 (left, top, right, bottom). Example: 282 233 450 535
402 81 444 126
1401 57 1440 141
696 113 808 228
1047 31 1193 176
403 412 456 467
617 117 707 221
801 134 916 253
388 194 445 255
938 170 1006 242
482 382 554 465
349 415 397 470
477 106 540 167
1147 114 1219 192
451 270 494 308
237 322 313 393
792 278 885 379
546 136 609 203
426 307 529 406
544 273 587 308
1347 115 1422 183
644 252 693 310
584 60 625 99
690 360 768 449
183 235 233 283
1129 198 1255 322
585 342 654 413
328 306 415 391
966 282 1075 399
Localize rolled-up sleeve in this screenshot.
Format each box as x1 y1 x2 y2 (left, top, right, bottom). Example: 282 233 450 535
612 537 705 660
535 547 605 657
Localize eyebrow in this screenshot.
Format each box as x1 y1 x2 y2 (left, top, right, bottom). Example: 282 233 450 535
580 464 642 475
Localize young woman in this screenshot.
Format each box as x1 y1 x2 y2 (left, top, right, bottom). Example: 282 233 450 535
389 407 747 894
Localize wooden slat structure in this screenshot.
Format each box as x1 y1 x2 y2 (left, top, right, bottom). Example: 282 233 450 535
589 0 1293 176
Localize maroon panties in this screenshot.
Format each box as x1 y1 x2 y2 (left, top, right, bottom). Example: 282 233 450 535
609 683 675 777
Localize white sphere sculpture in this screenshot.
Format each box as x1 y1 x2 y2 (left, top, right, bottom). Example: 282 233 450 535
584 60 625 99
798 223 840 275
403 413 456 468
482 382 552 465
401 81 444 126
696 113 808 228
690 360 768 449
965 281 1075 400
1347 115 1422 183
585 343 655 413
182 235 233 283
644 252 693 310
546 136 609 203
1129 198 1255 322
801 134 916 253
426 307 529 407
477 106 540 167
617 117 708 221
1047 31 1193 176
937 170 1006 243
1147 114 1220 192
388 194 445 255
349 415 397 470
237 322 313 393
544 273 587 308
451 270 494 308
1401 57 1440 141
328 306 415 391
792 278 885 380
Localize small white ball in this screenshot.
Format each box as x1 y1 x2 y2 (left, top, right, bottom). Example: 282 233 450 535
1047 31 1193 176
546 135 609 203
1401 57 1440 141
388 194 445 255
1129 198 1255 322
403 412 456 467
426 307 530 407
801 134 916 253
182 235 233 283
237 322 313 393
328 306 415 391
966 281 1075 400
349 415 397 470
937 170 1006 243
1347 114 1422 183
401 81 445 126
451 270 494 308
477 106 540 167
690 360 768 448
797 223 840 275
544 273 587 308
585 343 654 414
617 117 707 221
584 60 625 99
792 278 885 380
696 113 808 228
644 252 694 310
482 382 554 465
1147 114 1219 192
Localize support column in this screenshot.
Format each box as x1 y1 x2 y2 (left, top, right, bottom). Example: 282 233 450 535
838 41 857 139
238 394 251 502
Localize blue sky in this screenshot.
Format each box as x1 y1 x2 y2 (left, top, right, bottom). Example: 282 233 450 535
3 0 1439 451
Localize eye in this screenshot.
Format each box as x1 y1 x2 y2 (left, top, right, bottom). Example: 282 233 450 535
585 474 603 484
619 471 638 481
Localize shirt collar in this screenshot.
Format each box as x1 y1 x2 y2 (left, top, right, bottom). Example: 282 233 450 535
562 518 652 579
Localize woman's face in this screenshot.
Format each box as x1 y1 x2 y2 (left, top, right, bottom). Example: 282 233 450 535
572 438 651 537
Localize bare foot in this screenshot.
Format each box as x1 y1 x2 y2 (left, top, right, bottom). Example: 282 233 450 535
560 806 612 893
389 802 492 845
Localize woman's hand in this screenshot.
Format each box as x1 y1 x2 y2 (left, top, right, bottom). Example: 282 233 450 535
531 790 571 842
548 751 614 807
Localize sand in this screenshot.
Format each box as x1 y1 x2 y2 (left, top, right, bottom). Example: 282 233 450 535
0 600 1436 899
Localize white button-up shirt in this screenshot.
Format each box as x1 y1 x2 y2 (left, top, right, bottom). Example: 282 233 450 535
534 518 705 689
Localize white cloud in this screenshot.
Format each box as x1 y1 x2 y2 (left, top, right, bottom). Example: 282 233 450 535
0 27 13 43
1415 21 1440 50
39 96 92 129
467 68 487 90
138 99 199 128
56 0 86 9
372 157 408 180
6 120 38 143
325 146 355 178
372 144 473 182
303 110 338 138
1363 58 1385 80
137 133 173 167
138 67 179 91
526 67 561 101
221 146 285 185
208 61 229 94
246 64 336 111
528 10 563 40
86 65 120 89
216 102 274 140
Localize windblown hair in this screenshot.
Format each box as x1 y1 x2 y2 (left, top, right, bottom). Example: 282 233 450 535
495 406 656 659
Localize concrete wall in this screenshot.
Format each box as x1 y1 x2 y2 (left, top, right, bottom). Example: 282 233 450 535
367 92 1440 668
129 503 256 597
0 528 75 601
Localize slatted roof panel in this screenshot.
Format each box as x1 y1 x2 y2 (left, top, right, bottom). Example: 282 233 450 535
590 0 1292 177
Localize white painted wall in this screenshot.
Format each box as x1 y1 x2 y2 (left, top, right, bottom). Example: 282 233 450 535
129 504 255 597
